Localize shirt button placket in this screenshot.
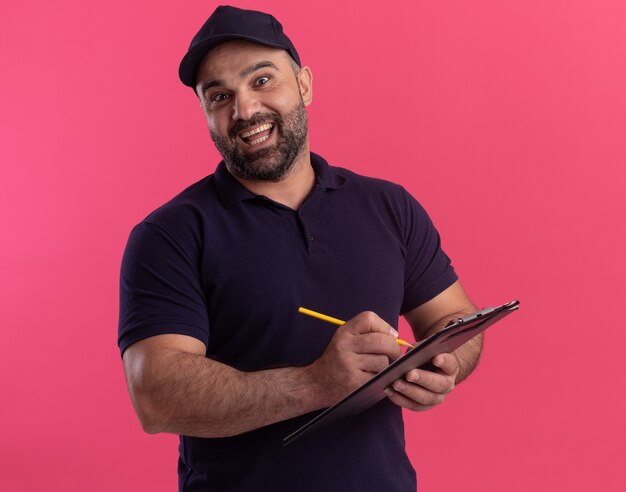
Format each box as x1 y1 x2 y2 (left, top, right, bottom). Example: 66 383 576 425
297 210 315 254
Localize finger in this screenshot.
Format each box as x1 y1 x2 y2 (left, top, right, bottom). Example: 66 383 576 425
346 311 399 338
393 379 448 406
384 386 440 412
431 353 459 377
405 369 455 395
357 354 391 374
352 332 402 360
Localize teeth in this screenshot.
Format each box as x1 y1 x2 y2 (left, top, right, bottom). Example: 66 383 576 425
248 134 270 145
240 123 273 139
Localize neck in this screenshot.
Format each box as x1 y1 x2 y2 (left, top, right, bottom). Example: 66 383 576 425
231 146 315 210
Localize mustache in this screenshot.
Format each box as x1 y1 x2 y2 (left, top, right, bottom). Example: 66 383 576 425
229 112 283 139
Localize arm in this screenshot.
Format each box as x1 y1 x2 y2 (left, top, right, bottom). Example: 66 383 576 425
405 280 482 384
123 312 401 438
384 280 482 411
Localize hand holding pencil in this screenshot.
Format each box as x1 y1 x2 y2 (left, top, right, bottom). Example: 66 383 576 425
298 307 415 349
300 308 407 406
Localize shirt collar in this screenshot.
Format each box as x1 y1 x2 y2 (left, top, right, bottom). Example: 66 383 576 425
310 152 346 191
212 152 347 208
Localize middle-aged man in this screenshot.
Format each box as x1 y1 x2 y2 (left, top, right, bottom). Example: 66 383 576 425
119 6 482 491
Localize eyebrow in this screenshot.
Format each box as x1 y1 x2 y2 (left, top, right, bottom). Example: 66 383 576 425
240 61 279 78
199 61 280 95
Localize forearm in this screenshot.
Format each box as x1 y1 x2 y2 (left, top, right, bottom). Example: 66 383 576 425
422 309 483 383
126 312 402 437
129 349 322 438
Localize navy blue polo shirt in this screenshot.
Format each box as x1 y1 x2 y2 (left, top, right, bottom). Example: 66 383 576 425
119 152 457 491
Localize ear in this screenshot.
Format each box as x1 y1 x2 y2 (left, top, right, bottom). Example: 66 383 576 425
296 66 313 106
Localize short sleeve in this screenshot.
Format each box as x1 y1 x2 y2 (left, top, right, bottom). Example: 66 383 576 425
400 191 458 314
118 221 209 355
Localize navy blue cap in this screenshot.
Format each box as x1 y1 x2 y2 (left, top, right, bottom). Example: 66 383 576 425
179 5 301 89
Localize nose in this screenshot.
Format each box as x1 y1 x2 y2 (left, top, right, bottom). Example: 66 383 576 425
232 91 261 121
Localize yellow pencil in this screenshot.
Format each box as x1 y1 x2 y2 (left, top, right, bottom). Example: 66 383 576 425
298 307 415 349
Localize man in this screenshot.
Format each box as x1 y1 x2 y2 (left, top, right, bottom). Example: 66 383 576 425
119 6 481 491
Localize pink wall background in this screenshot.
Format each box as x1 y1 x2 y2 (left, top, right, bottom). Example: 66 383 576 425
2 1 625 490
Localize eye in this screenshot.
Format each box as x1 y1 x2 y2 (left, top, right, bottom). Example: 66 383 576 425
210 93 230 102
255 76 270 86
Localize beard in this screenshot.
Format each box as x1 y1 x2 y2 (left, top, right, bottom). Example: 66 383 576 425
210 99 308 182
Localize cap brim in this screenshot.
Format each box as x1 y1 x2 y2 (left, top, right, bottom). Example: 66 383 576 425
179 34 294 89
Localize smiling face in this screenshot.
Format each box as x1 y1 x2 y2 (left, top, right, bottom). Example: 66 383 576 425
195 41 313 182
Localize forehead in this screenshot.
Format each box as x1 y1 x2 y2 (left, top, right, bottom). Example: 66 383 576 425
196 40 292 84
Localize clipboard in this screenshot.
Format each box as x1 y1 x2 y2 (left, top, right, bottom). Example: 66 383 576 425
283 300 519 446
